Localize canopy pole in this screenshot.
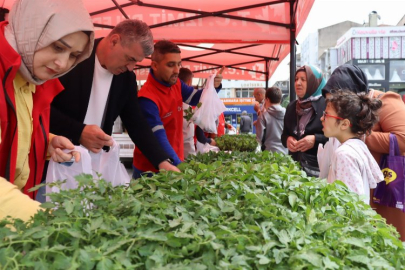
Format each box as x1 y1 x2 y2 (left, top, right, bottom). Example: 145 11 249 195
289 0 296 102
265 59 269 90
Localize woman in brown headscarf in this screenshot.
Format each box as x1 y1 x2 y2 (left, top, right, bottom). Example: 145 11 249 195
281 65 328 177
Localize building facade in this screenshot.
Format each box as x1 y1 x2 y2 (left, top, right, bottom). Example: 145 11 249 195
335 26 405 96
301 21 362 79
301 32 319 67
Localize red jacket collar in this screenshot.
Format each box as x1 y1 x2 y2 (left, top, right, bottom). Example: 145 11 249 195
0 21 21 81
147 70 180 93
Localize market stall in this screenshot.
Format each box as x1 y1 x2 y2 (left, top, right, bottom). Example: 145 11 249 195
1 151 404 268
2 0 314 95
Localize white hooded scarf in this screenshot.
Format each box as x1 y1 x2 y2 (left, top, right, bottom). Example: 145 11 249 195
4 0 94 85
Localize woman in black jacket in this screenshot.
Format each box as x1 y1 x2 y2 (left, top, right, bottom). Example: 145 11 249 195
281 65 328 177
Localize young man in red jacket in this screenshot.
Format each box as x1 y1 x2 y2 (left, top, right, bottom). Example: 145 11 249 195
133 40 224 178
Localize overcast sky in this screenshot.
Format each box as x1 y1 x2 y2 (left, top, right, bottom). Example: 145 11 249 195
269 0 405 84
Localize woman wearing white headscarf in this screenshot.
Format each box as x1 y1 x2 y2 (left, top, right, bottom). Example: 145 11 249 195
0 0 94 219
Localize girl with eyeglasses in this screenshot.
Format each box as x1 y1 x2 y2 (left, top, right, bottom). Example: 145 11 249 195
321 89 383 203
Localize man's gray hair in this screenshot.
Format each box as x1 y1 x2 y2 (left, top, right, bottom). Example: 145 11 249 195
109 19 154 56
242 111 247 115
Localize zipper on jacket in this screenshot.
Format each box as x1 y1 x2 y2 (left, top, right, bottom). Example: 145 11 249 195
2 67 18 181
32 141 38 200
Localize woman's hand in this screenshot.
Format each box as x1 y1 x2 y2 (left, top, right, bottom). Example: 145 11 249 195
287 136 299 152
295 135 315 152
48 136 80 163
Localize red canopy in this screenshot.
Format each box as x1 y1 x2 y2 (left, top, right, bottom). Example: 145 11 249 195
2 0 314 81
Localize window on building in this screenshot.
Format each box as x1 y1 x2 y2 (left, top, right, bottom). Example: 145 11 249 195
358 64 385 81
389 60 405 97
389 60 405 83
218 89 232 98
235 88 254 98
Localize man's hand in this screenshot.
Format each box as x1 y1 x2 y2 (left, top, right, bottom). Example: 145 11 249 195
253 102 261 113
48 136 80 163
158 161 181 172
295 135 315 152
210 138 216 146
79 125 113 153
214 66 225 88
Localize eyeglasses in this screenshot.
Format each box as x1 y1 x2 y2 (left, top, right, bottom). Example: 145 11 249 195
322 111 344 120
322 111 352 126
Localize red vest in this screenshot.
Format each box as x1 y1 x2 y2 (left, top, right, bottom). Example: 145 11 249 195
217 113 226 137
0 21 64 199
133 73 184 172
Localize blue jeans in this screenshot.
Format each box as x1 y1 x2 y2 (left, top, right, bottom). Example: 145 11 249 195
35 183 46 203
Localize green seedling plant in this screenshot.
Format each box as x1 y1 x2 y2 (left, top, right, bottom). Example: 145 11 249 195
1 151 404 269
216 135 258 152
183 102 202 126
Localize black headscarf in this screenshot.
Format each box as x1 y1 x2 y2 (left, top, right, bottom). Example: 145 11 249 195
322 64 369 97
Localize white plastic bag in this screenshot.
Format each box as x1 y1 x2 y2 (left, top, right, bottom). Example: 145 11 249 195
45 145 92 198
46 139 130 198
317 137 340 179
192 74 226 133
228 129 236 135
196 141 220 154
183 103 197 158
89 140 130 186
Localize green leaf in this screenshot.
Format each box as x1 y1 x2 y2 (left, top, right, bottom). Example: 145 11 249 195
246 246 261 252
210 241 224 250
53 254 72 269
273 249 288 264
67 229 82 239
141 232 168 242
323 256 340 269
288 192 298 208
347 255 370 265
40 202 56 208
169 218 182 228
256 254 271 265
31 230 48 239
231 254 250 266
63 200 74 214
96 258 113 270
342 237 366 248
104 239 134 255
90 217 104 231
28 183 46 192
292 250 323 267
277 230 291 246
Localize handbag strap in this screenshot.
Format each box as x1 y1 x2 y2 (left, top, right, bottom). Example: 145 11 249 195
389 133 401 156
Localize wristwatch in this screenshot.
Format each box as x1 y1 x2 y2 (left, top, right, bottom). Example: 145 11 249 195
164 158 174 164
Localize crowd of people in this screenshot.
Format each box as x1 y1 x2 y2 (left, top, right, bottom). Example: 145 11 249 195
1 0 405 242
